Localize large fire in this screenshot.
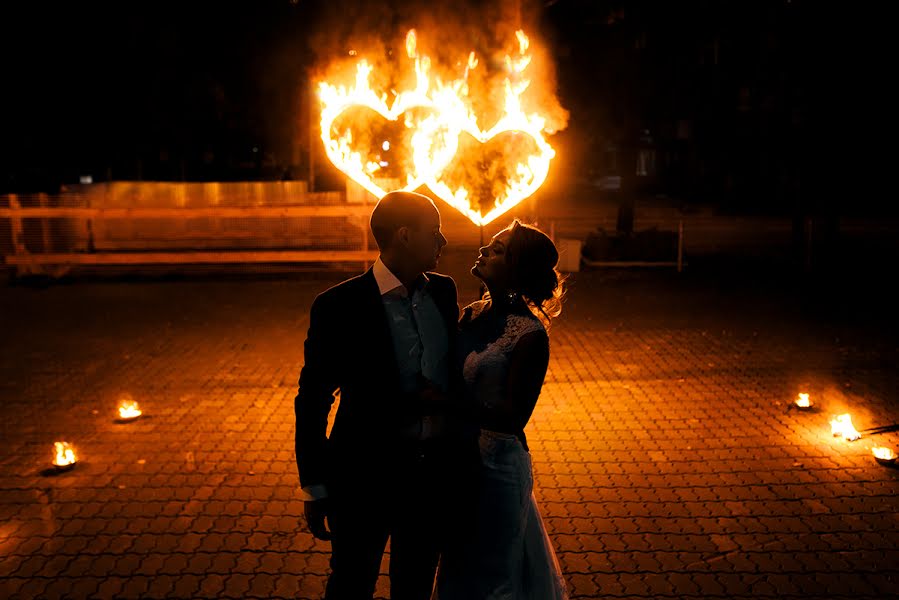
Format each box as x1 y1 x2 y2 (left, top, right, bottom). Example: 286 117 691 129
318 29 559 226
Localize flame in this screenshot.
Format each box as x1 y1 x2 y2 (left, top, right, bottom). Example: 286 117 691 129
423 30 555 226
53 441 76 467
318 29 457 201
317 29 558 225
830 414 861 441
406 29 418 59
795 393 811 408
118 399 142 420
872 446 896 461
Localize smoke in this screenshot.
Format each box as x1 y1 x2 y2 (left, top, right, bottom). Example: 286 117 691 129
308 0 569 134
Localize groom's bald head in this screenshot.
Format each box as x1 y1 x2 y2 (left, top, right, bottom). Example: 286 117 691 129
369 191 440 251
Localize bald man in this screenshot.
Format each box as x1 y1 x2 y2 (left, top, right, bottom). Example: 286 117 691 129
294 191 479 599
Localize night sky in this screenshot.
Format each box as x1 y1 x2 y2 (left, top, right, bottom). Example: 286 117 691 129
0 1 826 215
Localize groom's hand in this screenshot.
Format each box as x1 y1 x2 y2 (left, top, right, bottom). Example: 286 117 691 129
304 498 332 541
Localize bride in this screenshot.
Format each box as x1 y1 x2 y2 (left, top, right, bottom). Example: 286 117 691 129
433 219 569 600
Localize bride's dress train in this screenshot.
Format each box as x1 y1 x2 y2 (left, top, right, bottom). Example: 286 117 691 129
433 302 569 599
432 429 569 600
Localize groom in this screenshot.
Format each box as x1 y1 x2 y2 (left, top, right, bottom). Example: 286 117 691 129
294 190 478 599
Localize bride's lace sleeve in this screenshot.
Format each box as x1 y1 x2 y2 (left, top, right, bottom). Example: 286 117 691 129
500 328 550 422
460 299 489 326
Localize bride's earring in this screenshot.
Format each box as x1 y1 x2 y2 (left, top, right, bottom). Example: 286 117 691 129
506 290 519 305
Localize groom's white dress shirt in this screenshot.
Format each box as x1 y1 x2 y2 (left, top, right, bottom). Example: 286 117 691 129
299 257 450 502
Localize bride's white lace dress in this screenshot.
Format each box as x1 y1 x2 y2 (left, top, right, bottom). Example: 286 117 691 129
432 300 569 600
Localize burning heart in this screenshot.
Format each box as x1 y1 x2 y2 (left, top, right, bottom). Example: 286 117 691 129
319 56 459 200
318 30 557 226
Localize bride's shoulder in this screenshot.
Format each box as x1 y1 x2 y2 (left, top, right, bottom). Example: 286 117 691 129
460 299 490 324
506 310 546 338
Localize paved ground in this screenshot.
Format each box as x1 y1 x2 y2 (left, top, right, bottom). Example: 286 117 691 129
1 254 898 599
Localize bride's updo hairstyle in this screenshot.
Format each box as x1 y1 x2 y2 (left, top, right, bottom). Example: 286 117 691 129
501 219 566 329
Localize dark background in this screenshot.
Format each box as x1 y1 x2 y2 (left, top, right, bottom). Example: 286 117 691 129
0 1 863 218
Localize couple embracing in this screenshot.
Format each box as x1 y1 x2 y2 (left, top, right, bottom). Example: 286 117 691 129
294 191 569 600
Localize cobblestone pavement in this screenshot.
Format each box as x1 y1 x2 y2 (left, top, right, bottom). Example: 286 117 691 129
1 257 898 599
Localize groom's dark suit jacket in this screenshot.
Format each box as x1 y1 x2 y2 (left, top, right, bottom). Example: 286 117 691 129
294 266 471 492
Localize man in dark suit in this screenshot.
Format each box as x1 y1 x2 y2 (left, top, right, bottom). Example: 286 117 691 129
295 190 477 599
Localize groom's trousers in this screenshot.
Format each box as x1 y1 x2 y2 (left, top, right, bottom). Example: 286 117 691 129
324 438 467 600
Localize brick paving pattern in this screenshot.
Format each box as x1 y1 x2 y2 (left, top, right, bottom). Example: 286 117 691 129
1 261 898 599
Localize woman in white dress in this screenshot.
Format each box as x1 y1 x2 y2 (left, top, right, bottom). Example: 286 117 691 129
433 220 569 600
